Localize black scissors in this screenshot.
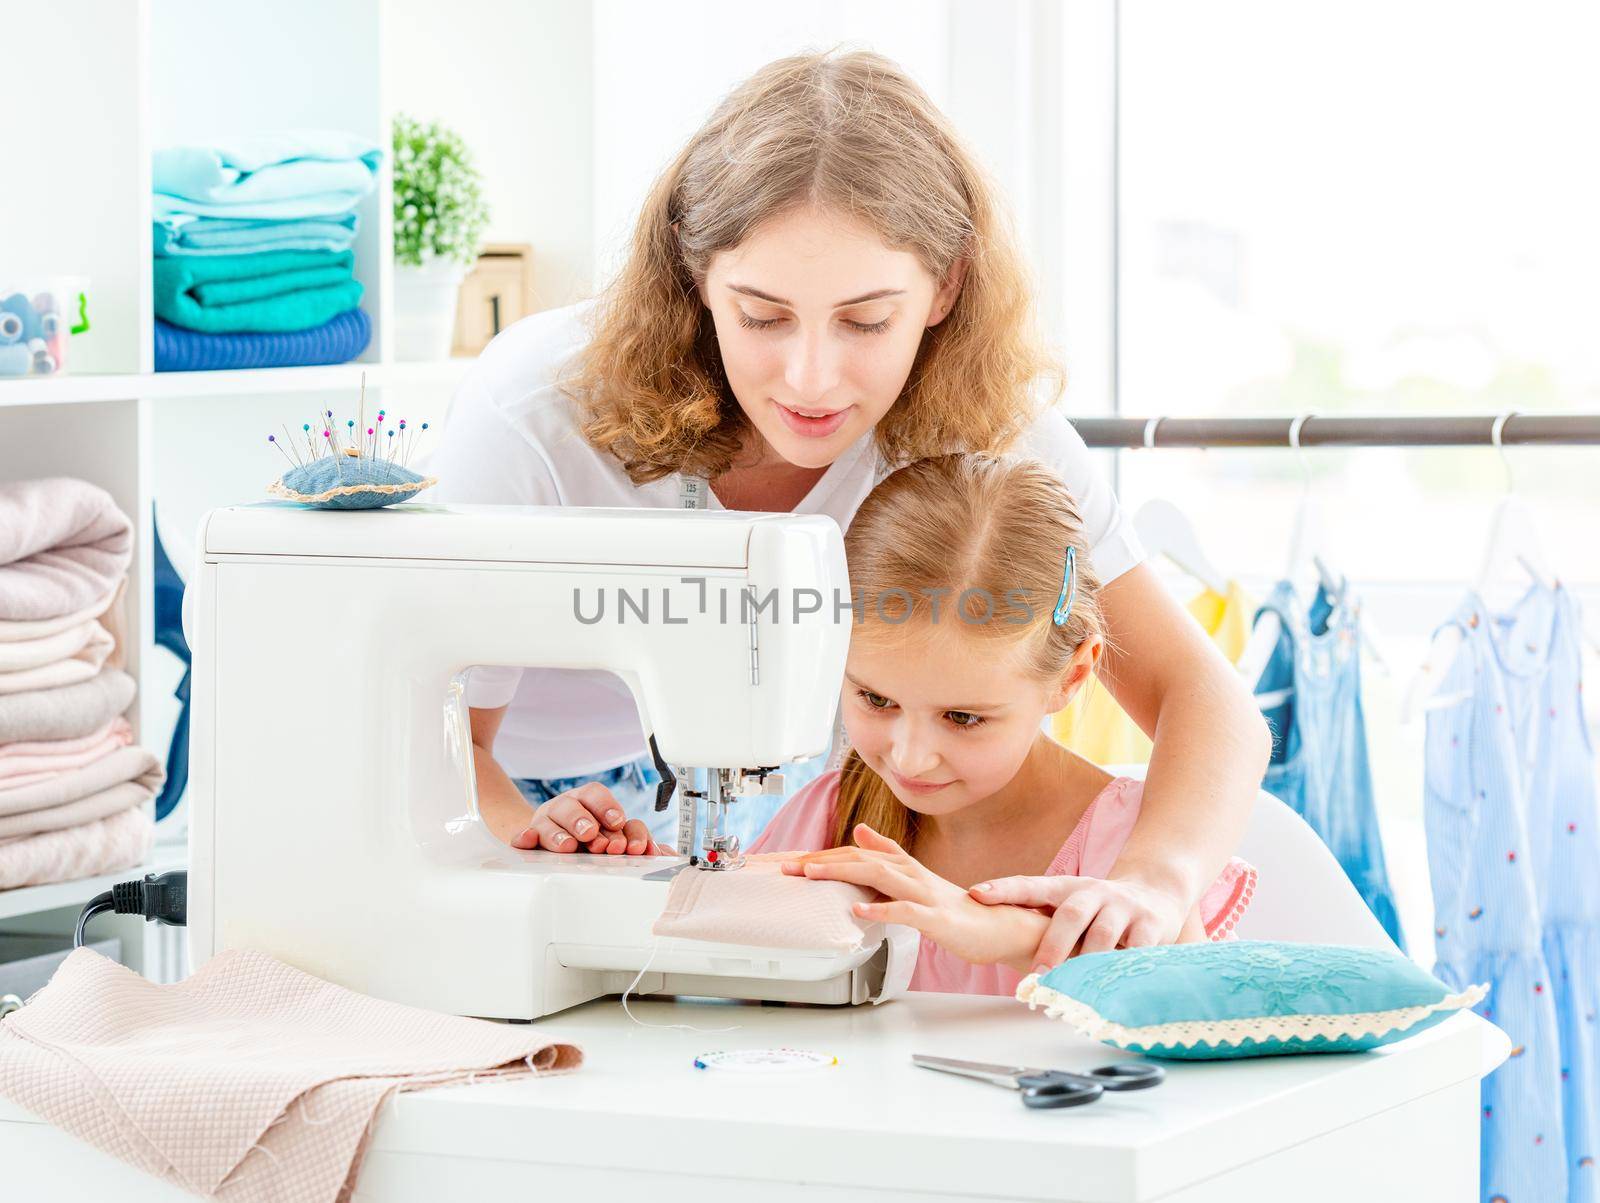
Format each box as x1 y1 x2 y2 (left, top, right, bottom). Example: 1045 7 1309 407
912 1054 1165 1109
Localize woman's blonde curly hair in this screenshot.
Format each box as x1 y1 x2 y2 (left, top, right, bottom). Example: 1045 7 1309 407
569 48 1061 485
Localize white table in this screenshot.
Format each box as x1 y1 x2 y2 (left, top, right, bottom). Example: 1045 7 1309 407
0 991 1508 1202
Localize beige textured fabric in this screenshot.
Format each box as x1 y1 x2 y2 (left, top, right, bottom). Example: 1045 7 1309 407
652 859 876 952
0 804 152 889
0 949 582 1202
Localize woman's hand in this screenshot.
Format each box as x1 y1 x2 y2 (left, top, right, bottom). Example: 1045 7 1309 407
511 782 661 855
780 825 1050 971
967 873 1194 973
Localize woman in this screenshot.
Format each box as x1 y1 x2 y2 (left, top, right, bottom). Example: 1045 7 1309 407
427 49 1271 961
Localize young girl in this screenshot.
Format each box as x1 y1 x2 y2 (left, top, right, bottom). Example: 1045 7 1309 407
747 453 1257 994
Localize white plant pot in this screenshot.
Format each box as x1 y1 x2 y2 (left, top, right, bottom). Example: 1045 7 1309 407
393 259 468 361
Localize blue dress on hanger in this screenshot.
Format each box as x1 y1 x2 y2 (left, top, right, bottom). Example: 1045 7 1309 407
1426 585 1599 1203
1252 580 1406 948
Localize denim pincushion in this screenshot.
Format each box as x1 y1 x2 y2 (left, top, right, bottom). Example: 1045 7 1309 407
267 456 435 510
1016 941 1487 1060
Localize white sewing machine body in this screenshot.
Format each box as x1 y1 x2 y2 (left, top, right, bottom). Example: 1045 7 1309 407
187 502 884 1019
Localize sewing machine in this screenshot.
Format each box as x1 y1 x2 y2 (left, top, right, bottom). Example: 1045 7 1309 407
186 502 891 1019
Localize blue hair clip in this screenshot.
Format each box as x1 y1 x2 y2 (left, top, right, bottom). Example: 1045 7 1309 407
1053 545 1078 626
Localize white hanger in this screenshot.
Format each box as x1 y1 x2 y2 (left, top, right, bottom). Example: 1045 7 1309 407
1473 413 1557 596
1236 416 1390 690
1133 420 1231 598
1401 413 1556 724
1237 417 1318 688
1281 415 1344 598
1136 498 1231 597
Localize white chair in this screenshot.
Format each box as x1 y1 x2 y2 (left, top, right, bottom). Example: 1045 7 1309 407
1107 765 1399 950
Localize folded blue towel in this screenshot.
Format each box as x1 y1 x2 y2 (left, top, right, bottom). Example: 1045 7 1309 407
153 130 381 222
154 308 370 372
154 213 359 257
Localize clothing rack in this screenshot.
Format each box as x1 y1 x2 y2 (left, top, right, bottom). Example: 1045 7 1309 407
1069 413 1600 449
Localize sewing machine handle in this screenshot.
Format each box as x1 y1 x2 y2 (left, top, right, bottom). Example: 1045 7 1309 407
648 734 677 812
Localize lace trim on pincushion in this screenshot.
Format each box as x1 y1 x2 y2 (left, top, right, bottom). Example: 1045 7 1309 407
1014 976 1488 1048
267 476 437 504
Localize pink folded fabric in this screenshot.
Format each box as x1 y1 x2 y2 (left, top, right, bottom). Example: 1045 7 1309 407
0 779 157 840
99 576 129 670
652 858 878 952
0 719 132 787
0 623 113 695
0 948 583 1202
0 589 118 643
0 743 162 817
0 478 132 622
0 744 163 839
0 618 103 671
0 804 152 889
0 667 135 744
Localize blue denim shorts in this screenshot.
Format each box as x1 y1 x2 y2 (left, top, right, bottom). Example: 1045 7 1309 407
513 749 832 847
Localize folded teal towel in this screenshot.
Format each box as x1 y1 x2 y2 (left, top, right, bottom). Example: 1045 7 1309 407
153 130 380 222
154 213 359 257
152 250 363 334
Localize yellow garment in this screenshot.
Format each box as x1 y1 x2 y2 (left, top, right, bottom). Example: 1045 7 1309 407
1049 580 1256 766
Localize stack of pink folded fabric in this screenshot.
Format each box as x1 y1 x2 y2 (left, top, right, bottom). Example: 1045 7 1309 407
0 479 163 890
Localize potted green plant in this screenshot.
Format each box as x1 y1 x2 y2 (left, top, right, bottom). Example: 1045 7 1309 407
392 114 490 360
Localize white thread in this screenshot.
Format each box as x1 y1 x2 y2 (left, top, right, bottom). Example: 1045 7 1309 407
620 937 741 1033
296 1091 341 1126
241 1137 281 1168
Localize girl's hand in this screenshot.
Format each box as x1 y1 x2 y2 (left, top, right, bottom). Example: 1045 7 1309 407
511 782 660 855
781 825 1050 971
967 873 1192 973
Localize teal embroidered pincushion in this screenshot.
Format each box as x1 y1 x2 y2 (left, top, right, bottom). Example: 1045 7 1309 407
264 405 435 510
1016 941 1488 1060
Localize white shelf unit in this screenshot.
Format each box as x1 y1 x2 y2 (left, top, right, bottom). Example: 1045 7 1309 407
2 0 473 977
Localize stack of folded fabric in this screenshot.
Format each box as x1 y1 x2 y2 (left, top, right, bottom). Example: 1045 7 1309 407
0 479 164 891
152 131 380 372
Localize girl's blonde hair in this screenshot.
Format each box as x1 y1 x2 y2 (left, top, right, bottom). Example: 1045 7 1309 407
571 49 1059 485
831 453 1106 849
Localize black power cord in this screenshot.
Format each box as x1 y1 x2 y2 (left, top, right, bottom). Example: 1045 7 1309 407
73 870 188 949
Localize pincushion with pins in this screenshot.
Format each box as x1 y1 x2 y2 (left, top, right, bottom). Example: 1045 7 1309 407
265 387 436 510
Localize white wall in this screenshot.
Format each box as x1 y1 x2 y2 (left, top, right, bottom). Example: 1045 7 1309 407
385 0 595 310
382 1 1069 311
587 1 953 281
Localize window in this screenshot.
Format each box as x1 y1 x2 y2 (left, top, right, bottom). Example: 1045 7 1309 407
1116 0 1598 586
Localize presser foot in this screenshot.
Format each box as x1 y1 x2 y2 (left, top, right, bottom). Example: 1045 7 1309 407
697 833 745 871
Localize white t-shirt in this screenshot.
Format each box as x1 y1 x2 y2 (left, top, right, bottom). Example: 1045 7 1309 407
425 302 1145 779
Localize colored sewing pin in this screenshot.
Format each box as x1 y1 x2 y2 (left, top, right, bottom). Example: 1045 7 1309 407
266 435 296 469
